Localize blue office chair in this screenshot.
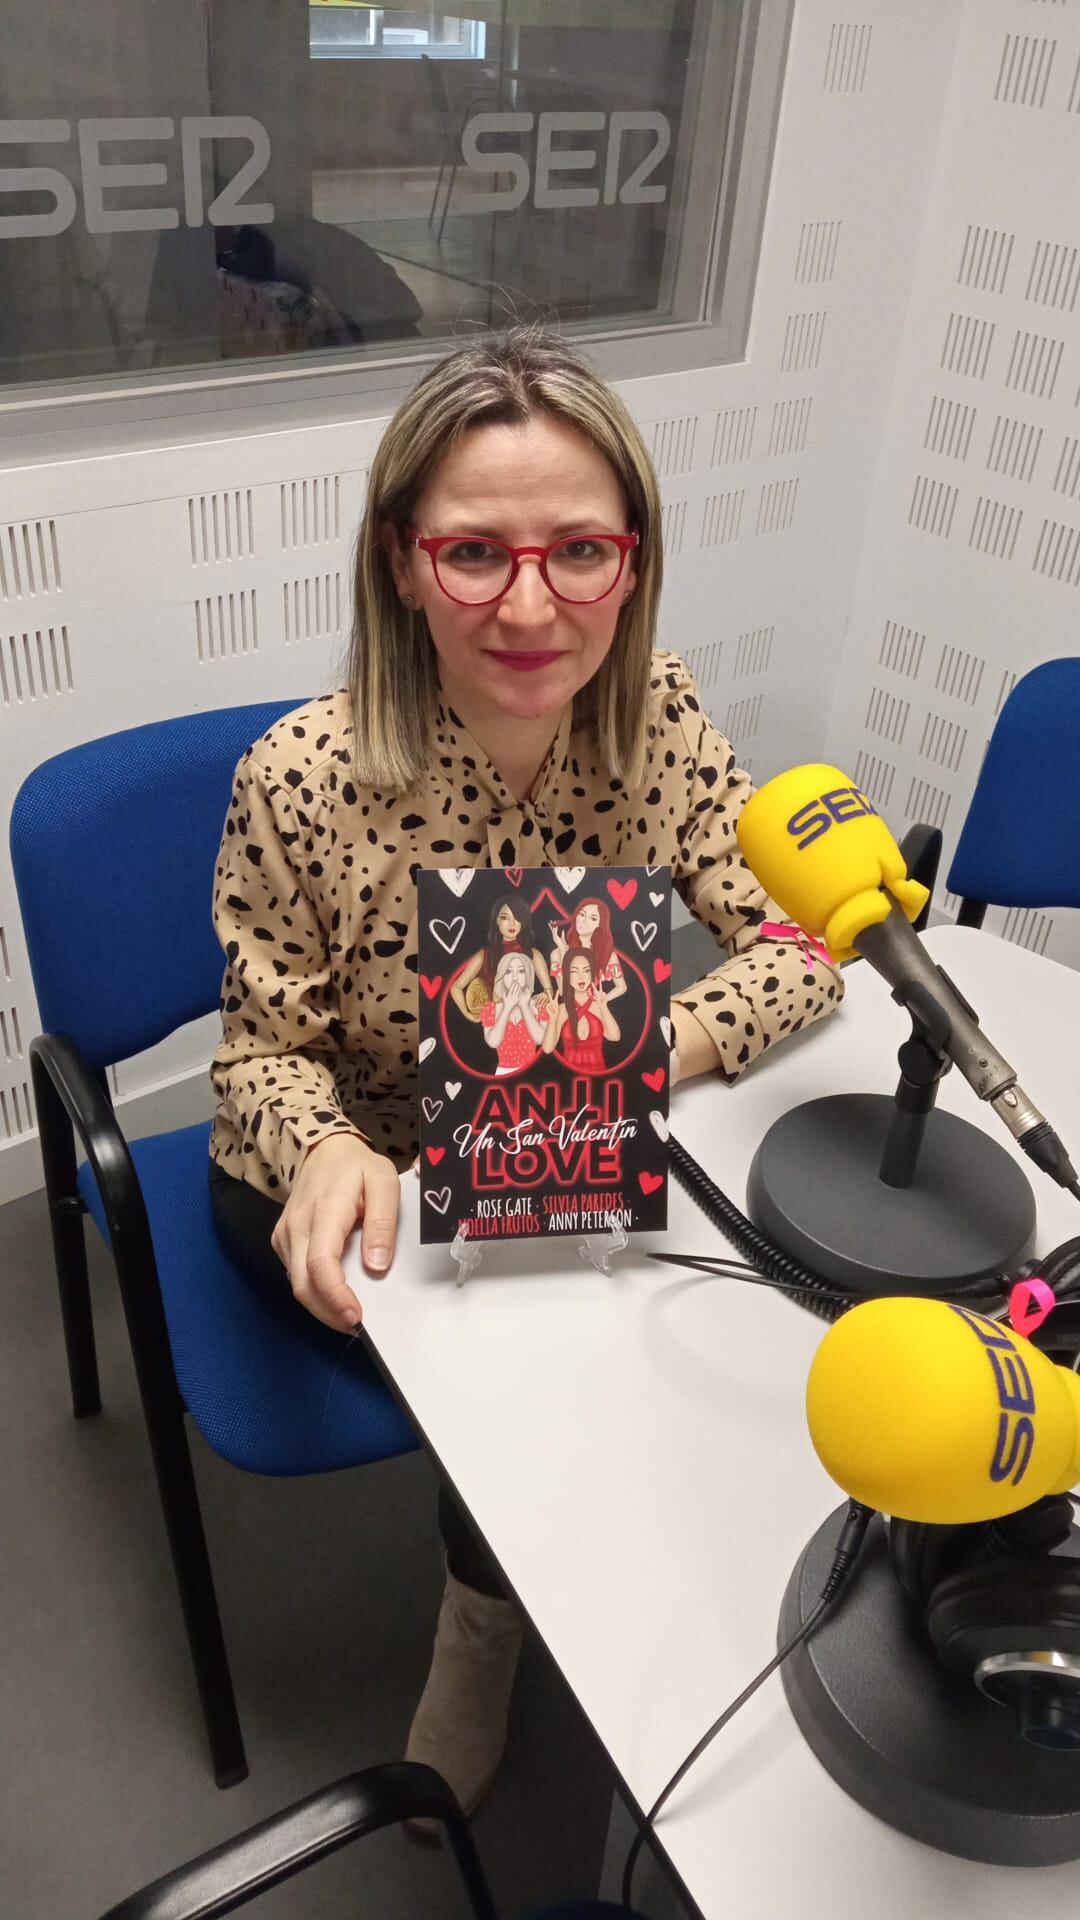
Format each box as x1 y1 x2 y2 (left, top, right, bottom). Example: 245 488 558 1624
947 656 1080 926
94 1762 645 1920
10 705 418 1789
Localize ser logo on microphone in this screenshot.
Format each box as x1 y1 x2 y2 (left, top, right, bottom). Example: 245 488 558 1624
950 1305 1036 1488
786 785 878 850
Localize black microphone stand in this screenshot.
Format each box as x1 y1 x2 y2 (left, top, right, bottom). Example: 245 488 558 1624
744 974 1037 1299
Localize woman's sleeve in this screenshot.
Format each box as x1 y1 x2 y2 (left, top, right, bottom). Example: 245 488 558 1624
667 686 845 1082
210 751 369 1193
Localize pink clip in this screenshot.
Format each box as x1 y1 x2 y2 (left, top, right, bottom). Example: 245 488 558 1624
1008 1276 1055 1338
759 920 833 969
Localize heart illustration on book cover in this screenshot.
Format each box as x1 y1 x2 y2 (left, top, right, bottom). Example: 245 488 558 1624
415 866 672 1244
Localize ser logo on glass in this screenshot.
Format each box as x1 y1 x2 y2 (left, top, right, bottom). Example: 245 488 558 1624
460 109 671 212
0 116 272 238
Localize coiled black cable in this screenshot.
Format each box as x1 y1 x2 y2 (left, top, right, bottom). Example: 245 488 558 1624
667 1132 1010 1322
667 1132 850 1322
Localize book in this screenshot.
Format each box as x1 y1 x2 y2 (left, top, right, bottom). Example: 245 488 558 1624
416 865 672 1244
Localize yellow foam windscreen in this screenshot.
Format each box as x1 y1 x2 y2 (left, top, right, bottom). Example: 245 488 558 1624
806 1296 1080 1524
736 764 929 961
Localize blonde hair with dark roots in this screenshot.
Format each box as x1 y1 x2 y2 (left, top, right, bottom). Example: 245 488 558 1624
347 327 662 792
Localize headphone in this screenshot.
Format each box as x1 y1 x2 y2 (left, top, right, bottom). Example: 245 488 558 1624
887 1235 1080 1751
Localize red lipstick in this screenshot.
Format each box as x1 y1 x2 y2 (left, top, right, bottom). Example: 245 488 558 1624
487 650 563 672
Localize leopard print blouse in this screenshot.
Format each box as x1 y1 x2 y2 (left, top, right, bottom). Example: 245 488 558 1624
209 649 844 1198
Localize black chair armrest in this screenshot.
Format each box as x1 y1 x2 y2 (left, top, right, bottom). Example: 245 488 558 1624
30 1032 154 1259
898 823 943 934
95 1763 500 1920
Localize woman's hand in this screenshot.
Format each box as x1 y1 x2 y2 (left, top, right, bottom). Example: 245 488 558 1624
271 1135 400 1333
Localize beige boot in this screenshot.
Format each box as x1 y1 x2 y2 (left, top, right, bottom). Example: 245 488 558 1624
405 1566 525 1837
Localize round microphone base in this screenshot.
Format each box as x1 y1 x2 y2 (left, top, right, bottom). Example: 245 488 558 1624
747 1093 1035 1298
780 1509 1080 1866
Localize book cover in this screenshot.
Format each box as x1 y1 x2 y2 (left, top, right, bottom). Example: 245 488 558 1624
416 866 672 1245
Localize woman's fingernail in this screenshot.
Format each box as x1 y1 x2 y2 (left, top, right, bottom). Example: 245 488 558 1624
366 1247 390 1272
343 1309 358 1328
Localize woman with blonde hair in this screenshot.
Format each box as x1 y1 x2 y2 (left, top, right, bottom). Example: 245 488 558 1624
479 949 551 1073
207 325 844 1823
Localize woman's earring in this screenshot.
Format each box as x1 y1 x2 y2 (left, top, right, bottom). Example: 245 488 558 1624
621 591 633 604
401 594 417 610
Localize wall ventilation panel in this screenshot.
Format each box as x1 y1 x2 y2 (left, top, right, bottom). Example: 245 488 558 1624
1052 432 1080 495
941 312 996 379
864 685 909 745
918 710 968 772
957 224 1014 294
0 627 73 704
794 220 842 283
1004 328 1064 397
194 591 258 662
999 905 1055 955
995 668 1019 715
879 620 926 681
710 406 756 466
0 1080 34 1142
985 413 1043 481
683 640 723 690
0 520 61 601
823 21 873 94
662 500 688 557
934 643 986 705
969 494 1024 559
925 395 977 460
994 32 1057 107
0 1005 22 1064
699 490 744 548
649 414 699 477
755 477 799 536
905 775 952 831
724 693 764 745
1025 238 1080 311
1032 514 1080 583
780 311 827 373
283 573 345 645
188 490 254 565
733 626 774 679
852 749 896 810
767 397 813 458
909 475 959 537
280 476 342 549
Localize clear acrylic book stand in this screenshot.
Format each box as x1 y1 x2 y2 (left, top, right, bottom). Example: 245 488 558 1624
449 1211 629 1286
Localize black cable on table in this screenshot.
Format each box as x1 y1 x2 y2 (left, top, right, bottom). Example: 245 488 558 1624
620 1500 873 1909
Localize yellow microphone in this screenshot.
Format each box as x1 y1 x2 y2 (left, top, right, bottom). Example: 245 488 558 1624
736 764 1078 1190
807 1296 1080 1524
735 763 927 962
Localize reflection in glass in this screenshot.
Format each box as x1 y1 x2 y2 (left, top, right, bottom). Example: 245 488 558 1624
0 0 745 390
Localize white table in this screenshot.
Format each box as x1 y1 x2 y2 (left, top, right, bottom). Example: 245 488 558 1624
344 926 1080 1918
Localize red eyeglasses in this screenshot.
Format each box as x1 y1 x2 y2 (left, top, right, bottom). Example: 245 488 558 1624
405 526 639 606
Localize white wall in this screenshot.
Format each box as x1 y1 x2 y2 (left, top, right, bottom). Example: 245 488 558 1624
0 0 962 1197
828 0 1080 974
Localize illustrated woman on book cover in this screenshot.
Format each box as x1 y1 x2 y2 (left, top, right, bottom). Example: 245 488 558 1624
542 948 621 1070
450 891 554 1021
479 950 552 1074
549 896 626 1004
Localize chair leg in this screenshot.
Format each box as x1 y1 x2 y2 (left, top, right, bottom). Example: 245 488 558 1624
31 1054 101 1418
113 1243 248 1786
145 1386 249 1788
